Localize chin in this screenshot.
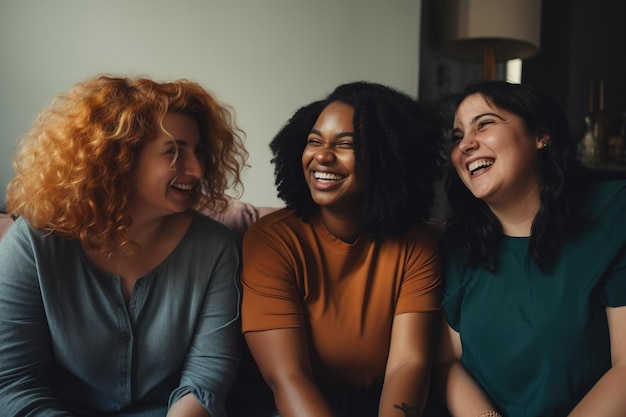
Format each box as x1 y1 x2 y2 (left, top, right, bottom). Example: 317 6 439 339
166 202 194 214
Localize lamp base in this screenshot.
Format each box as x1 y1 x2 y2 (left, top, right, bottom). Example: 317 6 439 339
483 46 496 80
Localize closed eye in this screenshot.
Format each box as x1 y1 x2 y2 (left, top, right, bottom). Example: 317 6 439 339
477 119 494 130
451 127 463 145
306 137 322 146
164 145 178 155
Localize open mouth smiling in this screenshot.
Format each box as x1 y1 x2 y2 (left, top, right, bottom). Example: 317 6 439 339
467 159 494 175
314 171 345 182
169 178 196 191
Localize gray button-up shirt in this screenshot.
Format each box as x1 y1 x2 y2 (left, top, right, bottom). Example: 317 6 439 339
0 212 241 417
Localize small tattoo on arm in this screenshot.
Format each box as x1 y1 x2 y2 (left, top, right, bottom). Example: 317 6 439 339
393 402 419 417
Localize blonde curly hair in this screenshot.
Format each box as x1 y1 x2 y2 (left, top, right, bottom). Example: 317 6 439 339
6 75 248 254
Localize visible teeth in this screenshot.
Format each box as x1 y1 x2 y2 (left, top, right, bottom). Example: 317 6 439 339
171 182 194 191
468 159 494 174
314 171 344 181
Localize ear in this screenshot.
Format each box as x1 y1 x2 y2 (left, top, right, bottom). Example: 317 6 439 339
536 134 550 150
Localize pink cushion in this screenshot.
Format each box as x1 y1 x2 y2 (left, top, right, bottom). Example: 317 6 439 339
201 200 278 238
0 213 13 241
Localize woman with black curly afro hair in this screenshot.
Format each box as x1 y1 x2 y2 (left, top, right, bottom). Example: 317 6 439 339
240 81 446 417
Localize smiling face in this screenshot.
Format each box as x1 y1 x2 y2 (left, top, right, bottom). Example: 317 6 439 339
129 112 205 220
451 93 545 208
302 101 361 215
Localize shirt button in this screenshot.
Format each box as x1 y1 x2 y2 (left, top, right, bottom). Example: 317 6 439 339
122 333 130 342
112 279 119 285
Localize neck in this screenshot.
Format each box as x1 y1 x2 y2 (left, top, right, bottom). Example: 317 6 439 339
119 209 192 257
488 193 540 237
319 207 361 243
126 216 169 248
83 210 192 274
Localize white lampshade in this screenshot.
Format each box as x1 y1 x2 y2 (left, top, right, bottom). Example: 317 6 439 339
440 0 542 79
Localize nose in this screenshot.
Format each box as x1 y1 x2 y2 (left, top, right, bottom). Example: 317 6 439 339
457 135 477 153
314 146 336 164
178 150 204 178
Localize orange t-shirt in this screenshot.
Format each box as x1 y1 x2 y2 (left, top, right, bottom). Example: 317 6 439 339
241 208 442 390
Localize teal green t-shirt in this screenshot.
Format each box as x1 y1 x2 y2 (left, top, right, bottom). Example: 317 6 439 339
442 180 626 417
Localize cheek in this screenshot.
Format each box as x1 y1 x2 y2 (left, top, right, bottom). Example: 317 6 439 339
339 154 356 170
301 150 311 171
450 147 465 171
301 150 313 179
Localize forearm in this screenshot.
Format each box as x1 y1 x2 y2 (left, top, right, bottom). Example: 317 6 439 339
379 362 430 417
271 375 336 417
437 361 498 417
568 365 626 417
167 393 210 417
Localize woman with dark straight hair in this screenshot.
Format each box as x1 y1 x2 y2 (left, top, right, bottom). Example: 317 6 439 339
437 80 626 417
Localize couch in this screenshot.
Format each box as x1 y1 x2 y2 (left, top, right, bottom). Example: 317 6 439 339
0 200 278 243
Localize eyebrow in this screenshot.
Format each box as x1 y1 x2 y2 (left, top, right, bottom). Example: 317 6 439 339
163 139 195 148
309 129 355 139
453 112 505 133
470 112 504 125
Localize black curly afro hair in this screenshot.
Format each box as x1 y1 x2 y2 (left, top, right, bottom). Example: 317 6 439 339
270 81 445 239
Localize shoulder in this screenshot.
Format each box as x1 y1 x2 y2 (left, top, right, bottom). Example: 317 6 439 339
241 209 322 267
0 216 72 277
244 208 304 240
581 180 626 234
398 221 444 252
586 180 626 213
184 211 241 251
248 207 298 228
391 223 444 276
0 216 26 253
162 213 243 281
0 215 57 247
356 222 444 271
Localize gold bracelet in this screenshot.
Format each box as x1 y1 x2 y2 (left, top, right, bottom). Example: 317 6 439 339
477 411 502 417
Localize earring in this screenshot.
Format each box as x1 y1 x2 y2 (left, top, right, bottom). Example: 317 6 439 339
541 140 548 148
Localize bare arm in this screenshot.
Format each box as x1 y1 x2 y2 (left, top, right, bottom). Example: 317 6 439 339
167 393 210 417
245 328 336 417
379 311 439 417
568 305 626 417
436 314 499 417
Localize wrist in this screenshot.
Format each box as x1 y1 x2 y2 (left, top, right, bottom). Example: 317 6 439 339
477 411 502 417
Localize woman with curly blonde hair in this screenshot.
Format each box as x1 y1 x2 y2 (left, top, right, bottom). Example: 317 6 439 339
0 75 248 417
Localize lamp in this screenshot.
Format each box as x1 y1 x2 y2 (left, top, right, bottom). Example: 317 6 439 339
440 0 542 80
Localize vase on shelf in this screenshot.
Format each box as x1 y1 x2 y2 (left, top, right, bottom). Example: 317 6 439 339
578 114 600 166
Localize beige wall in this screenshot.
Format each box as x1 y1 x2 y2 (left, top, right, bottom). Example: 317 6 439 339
0 0 423 209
